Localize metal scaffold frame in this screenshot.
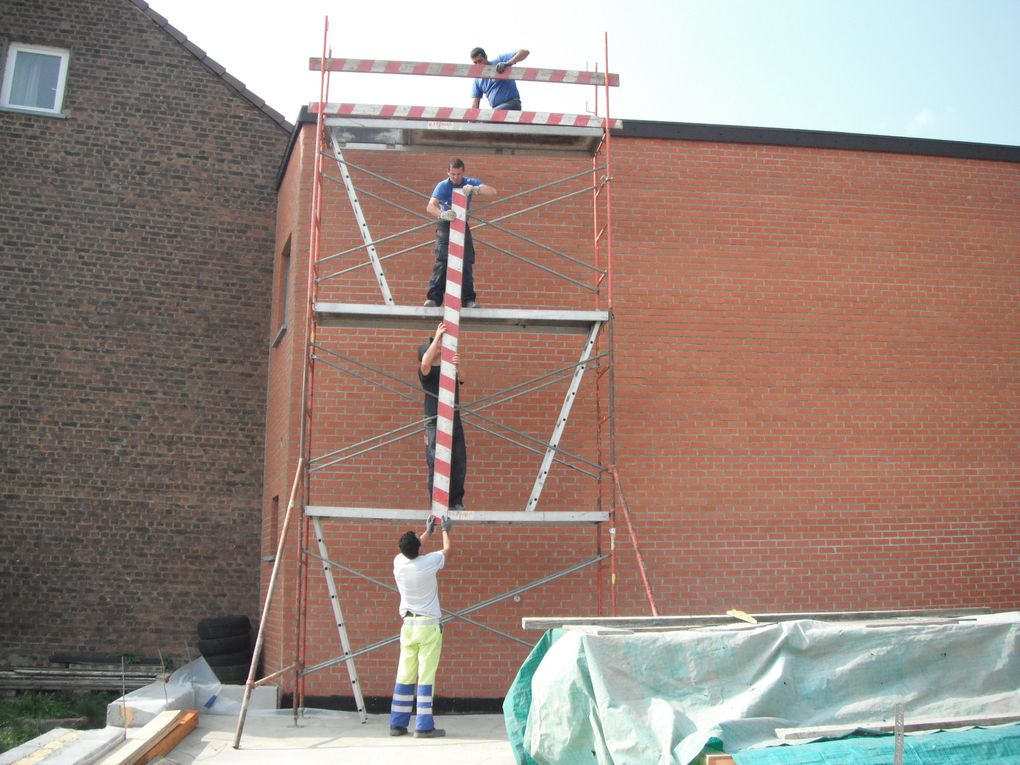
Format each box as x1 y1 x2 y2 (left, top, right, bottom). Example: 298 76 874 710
234 19 657 748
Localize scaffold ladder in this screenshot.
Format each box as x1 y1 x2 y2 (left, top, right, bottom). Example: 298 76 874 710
327 130 394 305
311 517 367 721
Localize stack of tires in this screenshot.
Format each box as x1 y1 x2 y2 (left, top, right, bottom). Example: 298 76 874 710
197 615 253 685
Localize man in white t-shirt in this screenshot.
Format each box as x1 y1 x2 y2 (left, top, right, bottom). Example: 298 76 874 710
389 515 453 738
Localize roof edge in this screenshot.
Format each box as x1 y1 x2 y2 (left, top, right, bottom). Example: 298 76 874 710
613 119 1020 163
129 0 293 133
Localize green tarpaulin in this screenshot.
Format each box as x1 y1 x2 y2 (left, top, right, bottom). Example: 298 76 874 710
503 613 1020 765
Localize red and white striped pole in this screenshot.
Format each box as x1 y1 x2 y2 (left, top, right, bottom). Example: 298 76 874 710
430 188 468 519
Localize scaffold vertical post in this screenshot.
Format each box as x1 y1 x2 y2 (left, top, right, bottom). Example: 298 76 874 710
294 14 331 723
601 31 619 616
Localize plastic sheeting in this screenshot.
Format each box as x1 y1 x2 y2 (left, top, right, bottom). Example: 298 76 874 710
732 724 1020 765
503 612 1020 765
106 656 277 726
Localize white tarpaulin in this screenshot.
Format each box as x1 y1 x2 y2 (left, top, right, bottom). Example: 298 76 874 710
505 612 1020 765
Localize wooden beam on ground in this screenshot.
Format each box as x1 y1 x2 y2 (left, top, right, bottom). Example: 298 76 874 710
97 710 187 765
521 608 992 631
776 711 1020 741
136 710 199 764
0 666 163 692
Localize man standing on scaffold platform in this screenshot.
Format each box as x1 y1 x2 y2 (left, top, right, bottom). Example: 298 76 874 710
469 47 530 110
424 158 496 309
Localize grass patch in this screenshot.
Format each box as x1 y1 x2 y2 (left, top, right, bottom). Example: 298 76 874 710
0 691 118 753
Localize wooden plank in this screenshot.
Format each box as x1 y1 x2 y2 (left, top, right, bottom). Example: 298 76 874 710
0 666 161 692
521 608 992 631
776 711 1020 741
704 755 736 765
135 710 199 765
316 103 621 130
309 58 620 87
97 710 185 765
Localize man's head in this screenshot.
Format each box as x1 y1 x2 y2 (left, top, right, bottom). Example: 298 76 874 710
399 531 421 559
470 47 487 64
417 340 434 365
447 158 466 186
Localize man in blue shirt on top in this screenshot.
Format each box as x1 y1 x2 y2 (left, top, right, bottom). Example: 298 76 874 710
424 158 497 308
469 47 530 111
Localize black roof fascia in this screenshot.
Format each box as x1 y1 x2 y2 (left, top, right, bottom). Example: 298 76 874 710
276 105 317 190
613 119 1020 164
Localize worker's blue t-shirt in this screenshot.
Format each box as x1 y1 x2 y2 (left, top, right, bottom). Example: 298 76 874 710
471 52 521 108
431 178 482 211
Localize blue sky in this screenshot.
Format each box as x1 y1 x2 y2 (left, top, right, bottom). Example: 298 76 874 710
147 0 1020 146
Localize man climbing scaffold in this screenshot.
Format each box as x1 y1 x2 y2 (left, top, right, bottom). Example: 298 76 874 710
419 321 466 513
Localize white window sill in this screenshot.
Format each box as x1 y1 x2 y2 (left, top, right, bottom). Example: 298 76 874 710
0 104 67 118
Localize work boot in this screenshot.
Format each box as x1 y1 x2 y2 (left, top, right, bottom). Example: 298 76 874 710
414 728 446 738
423 299 439 307
390 726 408 736
464 300 479 308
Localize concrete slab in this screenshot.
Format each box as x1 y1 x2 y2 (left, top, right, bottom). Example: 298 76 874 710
0 726 124 765
162 709 517 765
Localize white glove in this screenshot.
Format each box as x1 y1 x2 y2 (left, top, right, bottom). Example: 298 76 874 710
460 184 477 198
439 209 457 222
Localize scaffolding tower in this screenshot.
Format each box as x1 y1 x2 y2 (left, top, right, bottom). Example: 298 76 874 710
235 22 656 748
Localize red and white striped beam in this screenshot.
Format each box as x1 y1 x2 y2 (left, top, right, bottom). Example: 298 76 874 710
309 58 620 87
313 102 621 130
430 188 468 519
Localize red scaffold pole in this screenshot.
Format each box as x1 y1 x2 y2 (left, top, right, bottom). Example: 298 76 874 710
611 466 658 617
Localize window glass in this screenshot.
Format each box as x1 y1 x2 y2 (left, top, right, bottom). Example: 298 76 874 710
1 44 69 113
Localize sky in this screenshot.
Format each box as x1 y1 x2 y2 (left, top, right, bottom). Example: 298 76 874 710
145 0 1020 146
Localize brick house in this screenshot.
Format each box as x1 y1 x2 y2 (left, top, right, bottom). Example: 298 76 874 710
262 106 1019 705
1 0 290 665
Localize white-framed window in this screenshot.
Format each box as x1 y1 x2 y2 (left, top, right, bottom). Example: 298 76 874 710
1 43 70 114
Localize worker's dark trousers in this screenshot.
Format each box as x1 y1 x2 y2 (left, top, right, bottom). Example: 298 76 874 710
424 420 466 508
426 221 476 306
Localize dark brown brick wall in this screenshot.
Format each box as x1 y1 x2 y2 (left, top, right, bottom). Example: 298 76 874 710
0 0 289 663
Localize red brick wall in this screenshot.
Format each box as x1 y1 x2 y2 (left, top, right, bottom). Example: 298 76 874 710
609 139 1018 615
1 0 289 663
262 125 1019 700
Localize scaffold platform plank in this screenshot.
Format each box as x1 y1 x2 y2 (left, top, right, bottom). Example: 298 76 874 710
521 608 992 631
314 302 609 335
306 506 609 524
314 102 621 130
309 58 620 87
